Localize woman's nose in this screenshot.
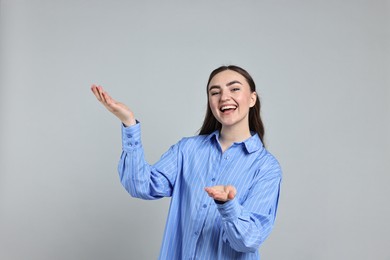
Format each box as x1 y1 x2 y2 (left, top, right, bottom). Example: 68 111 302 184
220 90 230 101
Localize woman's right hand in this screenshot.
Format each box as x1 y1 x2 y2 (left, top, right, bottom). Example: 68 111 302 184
91 84 136 127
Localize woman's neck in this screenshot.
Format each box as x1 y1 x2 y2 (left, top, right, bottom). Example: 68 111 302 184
219 125 251 152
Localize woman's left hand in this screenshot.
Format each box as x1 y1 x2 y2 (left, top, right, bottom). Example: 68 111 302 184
205 185 237 202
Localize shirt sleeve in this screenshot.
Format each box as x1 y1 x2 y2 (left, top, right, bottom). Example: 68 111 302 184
216 158 282 253
118 122 179 200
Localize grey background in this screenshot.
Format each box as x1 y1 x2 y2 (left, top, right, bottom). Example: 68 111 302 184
1 0 389 259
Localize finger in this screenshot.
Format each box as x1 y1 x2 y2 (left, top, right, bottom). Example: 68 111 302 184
100 88 113 107
227 190 235 200
97 86 106 102
100 90 109 104
91 84 102 101
92 85 103 101
204 187 215 197
102 90 115 106
225 185 237 200
225 185 236 195
205 188 219 198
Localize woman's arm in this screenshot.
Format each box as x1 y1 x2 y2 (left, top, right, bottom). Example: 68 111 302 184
118 123 179 199
205 163 282 253
91 85 178 199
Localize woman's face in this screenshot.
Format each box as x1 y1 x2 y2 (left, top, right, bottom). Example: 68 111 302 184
208 70 257 129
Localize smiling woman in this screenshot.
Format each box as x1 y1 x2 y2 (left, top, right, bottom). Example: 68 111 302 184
200 65 265 147
91 65 282 260
201 66 261 152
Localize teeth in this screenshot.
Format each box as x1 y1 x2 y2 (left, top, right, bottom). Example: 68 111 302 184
221 105 236 111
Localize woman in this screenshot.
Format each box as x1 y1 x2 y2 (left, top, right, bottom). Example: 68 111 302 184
91 65 282 260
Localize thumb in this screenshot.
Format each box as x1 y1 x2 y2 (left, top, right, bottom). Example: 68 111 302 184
225 185 237 200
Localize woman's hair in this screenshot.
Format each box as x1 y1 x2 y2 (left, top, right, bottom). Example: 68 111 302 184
198 65 265 144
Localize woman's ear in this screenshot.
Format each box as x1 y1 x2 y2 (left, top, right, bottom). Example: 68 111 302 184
250 92 257 107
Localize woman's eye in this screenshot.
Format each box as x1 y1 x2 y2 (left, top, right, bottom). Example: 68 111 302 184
232 88 240 92
210 92 220 96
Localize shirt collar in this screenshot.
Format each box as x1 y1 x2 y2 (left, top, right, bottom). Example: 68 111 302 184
204 131 263 154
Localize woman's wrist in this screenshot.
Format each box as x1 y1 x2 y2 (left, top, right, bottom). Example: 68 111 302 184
122 117 136 127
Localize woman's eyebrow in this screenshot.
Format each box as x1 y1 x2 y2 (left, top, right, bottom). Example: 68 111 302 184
208 85 221 91
226 80 242 86
209 80 242 91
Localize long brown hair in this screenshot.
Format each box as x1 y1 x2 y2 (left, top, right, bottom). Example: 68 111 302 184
198 65 265 144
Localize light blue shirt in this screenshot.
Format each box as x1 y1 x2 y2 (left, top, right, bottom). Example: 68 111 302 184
119 123 282 260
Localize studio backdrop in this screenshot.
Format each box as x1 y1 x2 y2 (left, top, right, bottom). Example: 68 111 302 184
0 1 389 259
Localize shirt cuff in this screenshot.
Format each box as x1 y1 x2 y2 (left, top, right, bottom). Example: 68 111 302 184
216 198 241 222
121 121 142 152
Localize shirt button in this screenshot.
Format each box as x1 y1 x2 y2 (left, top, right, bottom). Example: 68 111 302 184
127 142 132 146
126 134 132 138
224 156 229 160
135 141 138 145
211 178 216 182
202 204 207 208
194 231 199 236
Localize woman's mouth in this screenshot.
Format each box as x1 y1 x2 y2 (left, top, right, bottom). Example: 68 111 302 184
220 105 237 113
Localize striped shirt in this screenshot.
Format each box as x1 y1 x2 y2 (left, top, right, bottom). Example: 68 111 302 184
118 123 282 260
